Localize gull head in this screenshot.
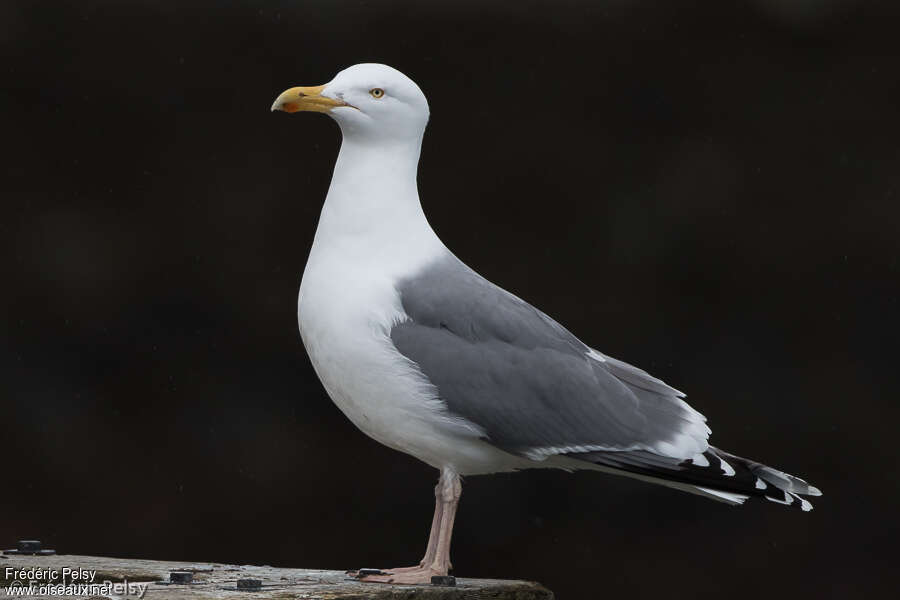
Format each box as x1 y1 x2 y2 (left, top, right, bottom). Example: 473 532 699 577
271 63 429 143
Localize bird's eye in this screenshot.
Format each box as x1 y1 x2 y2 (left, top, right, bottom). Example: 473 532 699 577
369 88 385 99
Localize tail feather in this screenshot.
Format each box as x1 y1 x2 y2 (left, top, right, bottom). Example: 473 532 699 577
567 445 822 511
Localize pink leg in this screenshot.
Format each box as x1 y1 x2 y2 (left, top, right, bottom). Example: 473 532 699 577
353 468 462 585
429 470 461 575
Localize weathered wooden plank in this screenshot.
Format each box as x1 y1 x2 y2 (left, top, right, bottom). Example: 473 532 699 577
0 553 553 599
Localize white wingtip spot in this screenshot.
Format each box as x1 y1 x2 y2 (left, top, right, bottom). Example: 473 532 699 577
766 494 793 506
755 478 766 490
720 459 736 476
691 453 710 467
807 485 823 496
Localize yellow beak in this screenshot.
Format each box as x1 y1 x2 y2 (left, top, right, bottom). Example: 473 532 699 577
270 85 348 113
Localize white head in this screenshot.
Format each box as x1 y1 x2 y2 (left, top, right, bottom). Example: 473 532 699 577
271 63 429 144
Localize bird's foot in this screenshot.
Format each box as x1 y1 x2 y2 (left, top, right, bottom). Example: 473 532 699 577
377 565 421 573
386 559 452 573
349 565 445 584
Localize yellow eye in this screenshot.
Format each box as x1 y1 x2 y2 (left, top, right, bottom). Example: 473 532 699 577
369 88 385 99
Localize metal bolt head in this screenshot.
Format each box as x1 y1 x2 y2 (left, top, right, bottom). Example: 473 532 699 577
169 571 193 584
4 541 54 556
431 575 456 586
237 579 261 591
18 540 41 553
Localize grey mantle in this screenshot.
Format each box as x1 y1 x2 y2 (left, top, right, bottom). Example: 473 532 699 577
0 553 554 599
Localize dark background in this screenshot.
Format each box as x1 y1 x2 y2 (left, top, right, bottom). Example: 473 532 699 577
3 0 898 597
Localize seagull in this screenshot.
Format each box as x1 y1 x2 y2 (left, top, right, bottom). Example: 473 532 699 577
271 63 821 585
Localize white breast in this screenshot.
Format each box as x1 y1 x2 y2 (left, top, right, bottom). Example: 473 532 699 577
298 243 524 474
297 199 512 475
295 134 528 475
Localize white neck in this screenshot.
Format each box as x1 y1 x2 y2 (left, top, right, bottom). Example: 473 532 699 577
307 134 447 277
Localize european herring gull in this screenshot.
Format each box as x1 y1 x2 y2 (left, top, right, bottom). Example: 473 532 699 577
270 63 821 585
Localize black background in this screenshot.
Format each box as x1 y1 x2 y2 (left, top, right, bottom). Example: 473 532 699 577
4 1 898 598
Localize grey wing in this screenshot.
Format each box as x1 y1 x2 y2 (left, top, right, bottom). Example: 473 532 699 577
390 255 710 462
